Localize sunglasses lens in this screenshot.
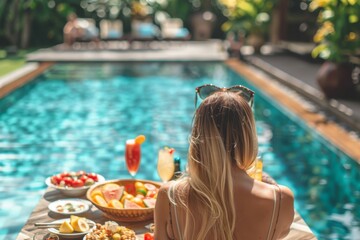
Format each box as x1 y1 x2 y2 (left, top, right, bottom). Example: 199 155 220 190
198 85 220 100
229 87 252 102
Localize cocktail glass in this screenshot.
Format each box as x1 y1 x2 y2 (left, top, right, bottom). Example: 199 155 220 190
246 157 263 181
157 147 175 183
125 139 141 178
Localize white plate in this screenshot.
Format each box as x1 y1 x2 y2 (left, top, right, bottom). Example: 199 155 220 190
48 218 95 239
45 174 105 197
48 199 90 215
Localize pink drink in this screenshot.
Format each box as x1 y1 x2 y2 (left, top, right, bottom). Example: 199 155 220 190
125 139 141 177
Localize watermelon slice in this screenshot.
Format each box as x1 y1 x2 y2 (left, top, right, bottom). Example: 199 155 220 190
101 184 124 203
144 183 157 191
124 199 143 209
143 198 156 208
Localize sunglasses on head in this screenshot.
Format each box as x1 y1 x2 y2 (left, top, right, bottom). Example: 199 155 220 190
195 84 255 108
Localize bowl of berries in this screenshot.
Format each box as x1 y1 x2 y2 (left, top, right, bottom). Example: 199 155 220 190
46 171 105 197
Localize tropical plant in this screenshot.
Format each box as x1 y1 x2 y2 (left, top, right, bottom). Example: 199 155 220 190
218 0 278 38
310 0 360 63
0 0 80 48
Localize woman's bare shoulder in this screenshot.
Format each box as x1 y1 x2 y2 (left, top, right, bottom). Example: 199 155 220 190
278 185 295 204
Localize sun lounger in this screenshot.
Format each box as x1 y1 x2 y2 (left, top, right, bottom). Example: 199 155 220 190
161 18 190 40
100 19 123 40
131 19 160 41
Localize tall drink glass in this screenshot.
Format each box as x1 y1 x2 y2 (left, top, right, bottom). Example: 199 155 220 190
125 139 141 177
246 157 263 181
157 148 175 183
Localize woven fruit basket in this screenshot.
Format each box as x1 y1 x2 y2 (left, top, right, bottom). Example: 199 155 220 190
86 179 161 222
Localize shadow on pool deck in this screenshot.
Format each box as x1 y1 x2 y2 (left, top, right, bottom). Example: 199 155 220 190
244 49 360 136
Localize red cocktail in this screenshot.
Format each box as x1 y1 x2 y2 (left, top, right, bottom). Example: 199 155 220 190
125 139 141 177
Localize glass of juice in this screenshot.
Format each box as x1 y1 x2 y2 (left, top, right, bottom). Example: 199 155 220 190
246 157 263 181
254 157 263 181
157 147 175 182
125 139 141 177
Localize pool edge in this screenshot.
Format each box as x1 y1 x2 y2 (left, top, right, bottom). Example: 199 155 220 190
226 59 360 164
0 62 54 99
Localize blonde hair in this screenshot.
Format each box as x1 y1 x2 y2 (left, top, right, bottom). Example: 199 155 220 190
170 91 258 240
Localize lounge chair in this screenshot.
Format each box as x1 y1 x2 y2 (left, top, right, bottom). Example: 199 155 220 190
131 19 160 41
76 18 99 42
100 19 123 40
161 18 190 40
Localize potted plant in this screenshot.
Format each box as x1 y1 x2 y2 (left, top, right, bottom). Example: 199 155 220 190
310 0 360 98
219 0 278 52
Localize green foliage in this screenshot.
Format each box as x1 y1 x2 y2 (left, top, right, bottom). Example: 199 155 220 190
0 0 83 48
310 0 360 63
218 0 278 37
0 49 35 76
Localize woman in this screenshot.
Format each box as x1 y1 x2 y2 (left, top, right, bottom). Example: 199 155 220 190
154 84 294 240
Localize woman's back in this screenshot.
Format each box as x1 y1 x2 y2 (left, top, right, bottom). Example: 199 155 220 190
157 170 294 240
154 89 294 240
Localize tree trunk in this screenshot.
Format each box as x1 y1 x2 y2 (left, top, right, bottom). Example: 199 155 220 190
21 9 32 49
4 0 20 47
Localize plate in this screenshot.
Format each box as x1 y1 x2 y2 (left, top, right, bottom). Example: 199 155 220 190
48 199 90 215
45 174 105 197
48 218 95 239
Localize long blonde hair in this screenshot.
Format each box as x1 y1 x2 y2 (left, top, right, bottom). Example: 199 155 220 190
170 91 258 240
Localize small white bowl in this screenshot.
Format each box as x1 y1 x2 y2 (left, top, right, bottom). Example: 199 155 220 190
48 198 91 215
45 174 105 197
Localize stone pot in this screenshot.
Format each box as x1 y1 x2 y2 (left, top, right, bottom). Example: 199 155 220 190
316 61 355 99
246 32 265 53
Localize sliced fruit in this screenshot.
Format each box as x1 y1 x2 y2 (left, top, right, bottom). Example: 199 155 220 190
120 193 134 204
146 190 157 198
101 184 124 203
134 181 145 189
101 183 120 191
125 183 136 195
72 217 90 232
93 195 108 207
134 135 146 144
132 197 145 207
144 183 157 191
90 189 103 199
168 148 175 154
59 221 74 233
108 199 124 209
135 194 145 199
70 215 80 228
124 199 143 209
143 198 156 208
136 187 147 196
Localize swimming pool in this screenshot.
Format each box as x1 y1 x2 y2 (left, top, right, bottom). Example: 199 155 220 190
0 62 359 239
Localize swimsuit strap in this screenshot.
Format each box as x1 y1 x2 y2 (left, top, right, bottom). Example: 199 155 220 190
169 182 183 240
270 184 282 240
266 185 277 240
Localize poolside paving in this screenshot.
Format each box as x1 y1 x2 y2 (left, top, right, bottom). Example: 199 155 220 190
26 40 228 62
245 50 360 135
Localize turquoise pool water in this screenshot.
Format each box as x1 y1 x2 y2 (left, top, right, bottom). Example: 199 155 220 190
0 62 359 239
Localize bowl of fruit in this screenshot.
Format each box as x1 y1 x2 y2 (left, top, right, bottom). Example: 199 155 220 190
46 171 105 197
86 179 161 222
